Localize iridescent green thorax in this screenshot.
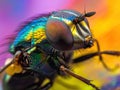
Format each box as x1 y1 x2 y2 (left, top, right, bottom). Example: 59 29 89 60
9 15 50 53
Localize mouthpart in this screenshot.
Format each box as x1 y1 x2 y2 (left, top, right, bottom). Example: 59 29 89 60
84 35 94 48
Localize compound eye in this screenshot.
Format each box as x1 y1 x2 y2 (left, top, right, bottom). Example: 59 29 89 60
46 19 73 50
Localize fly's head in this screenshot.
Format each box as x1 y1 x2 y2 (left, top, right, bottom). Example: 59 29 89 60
46 10 96 51
72 11 96 49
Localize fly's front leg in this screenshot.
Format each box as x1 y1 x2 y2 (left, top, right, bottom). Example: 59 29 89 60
73 50 120 71
73 39 120 71
94 39 120 71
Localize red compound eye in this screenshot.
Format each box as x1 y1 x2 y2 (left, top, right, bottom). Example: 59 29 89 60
46 19 73 51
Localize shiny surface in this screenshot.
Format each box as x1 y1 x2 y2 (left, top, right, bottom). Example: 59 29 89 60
0 0 120 90
46 10 92 50
9 15 49 53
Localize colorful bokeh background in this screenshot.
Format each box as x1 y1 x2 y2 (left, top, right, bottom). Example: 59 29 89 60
1 0 120 90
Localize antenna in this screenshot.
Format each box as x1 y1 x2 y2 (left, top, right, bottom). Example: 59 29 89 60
83 0 96 17
85 12 96 17
83 0 86 15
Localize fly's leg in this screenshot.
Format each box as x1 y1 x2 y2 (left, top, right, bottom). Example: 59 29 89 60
24 75 45 90
60 65 100 90
73 50 120 71
73 51 120 62
40 76 55 90
73 39 120 71
0 51 22 74
40 81 53 90
0 46 36 74
94 39 119 71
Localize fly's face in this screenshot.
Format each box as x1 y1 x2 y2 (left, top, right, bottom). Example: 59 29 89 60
71 15 94 50
46 10 96 51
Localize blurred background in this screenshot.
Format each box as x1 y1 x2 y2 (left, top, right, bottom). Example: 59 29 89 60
0 0 120 90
